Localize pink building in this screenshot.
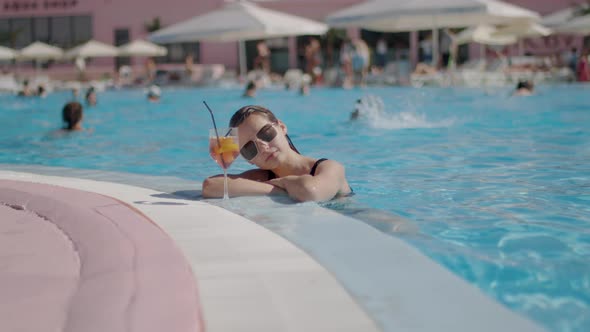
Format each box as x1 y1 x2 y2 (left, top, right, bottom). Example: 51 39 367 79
0 0 585 77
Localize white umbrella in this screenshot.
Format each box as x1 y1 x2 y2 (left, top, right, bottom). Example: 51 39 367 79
326 0 540 65
326 0 540 31
118 39 168 57
0 46 17 60
18 41 63 60
455 25 517 45
494 22 552 38
541 6 578 28
555 14 590 35
493 22 552 56
64 40 119 59
149 0 328 76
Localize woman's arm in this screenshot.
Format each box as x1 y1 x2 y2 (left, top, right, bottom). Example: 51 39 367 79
267 160 347 202
202 169 287 198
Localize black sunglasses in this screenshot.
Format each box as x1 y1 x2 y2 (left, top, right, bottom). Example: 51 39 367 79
240 123 278 160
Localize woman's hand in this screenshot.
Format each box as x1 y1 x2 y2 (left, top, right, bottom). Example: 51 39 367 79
266 160 345 202
202 170 286 198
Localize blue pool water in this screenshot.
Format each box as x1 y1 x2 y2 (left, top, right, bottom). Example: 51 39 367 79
2 85 590 331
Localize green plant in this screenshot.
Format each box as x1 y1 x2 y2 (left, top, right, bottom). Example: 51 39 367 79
144 17 162 33
0 29 22 48
573 0 590 17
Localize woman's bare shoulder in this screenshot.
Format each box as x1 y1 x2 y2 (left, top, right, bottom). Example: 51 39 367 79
316 159 345 171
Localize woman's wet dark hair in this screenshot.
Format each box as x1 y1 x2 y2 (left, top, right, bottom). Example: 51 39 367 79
230 105 300 154
62 101 83 130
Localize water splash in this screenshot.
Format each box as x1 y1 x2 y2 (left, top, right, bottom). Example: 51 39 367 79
353 94 455 129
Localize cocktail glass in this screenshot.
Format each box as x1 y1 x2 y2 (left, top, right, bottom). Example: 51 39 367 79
209 127 239 200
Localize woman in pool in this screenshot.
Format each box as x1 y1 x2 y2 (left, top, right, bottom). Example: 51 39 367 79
202 105 352 202
62 101 84 131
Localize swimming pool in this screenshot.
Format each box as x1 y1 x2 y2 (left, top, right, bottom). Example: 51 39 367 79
2 84 589 331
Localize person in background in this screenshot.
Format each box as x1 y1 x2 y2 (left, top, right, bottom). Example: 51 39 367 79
185 54 194 77
340 38 354 89
351 39 369 87
299 74 311 96
243 81 257 98
36 84 48 98
576 49 589 82
567 47 578 77
299 81 310 96
350 95 385 120
419 33 433 64
305 38 323 85
17 80 34 97
145 57 157 82
375 36 388 71
441 29 455 69
71 87 80 101
147 85 161 102
85 86 97 106
513 80 534 96
202 105 352 202
350 99 362 120
253 41 271 74
62 101 84 131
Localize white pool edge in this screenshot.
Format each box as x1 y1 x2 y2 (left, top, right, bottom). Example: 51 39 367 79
0 169 546 332
0 170 379 332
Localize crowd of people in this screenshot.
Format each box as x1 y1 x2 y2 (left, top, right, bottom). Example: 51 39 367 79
10 34 589 149
11 43 560 204
252 34 590 91
17 80 163 137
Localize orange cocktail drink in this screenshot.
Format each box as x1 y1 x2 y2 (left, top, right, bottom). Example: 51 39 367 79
209 136 239 169
208 127 239 200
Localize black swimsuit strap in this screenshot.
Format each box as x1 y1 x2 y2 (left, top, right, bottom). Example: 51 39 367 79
310 158 328 176
267 158 327 180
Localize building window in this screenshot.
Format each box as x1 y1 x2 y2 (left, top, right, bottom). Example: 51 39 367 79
0 15 92 48
72 16 91 44
0 19 11 47
49 16 70 46
33 17 50 43
12 18 32 48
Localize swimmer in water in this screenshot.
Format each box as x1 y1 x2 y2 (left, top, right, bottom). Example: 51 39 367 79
350 95 385 121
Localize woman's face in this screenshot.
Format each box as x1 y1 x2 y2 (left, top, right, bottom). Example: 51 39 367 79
237 113 288 169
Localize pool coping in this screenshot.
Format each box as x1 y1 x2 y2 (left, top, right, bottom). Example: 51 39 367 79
0 168 546 332
0 169 379 332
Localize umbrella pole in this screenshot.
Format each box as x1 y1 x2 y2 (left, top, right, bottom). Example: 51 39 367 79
432 26 439 68
238 40 247 79
479 43 485 60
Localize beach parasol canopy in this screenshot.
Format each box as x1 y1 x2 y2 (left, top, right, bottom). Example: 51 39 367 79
325 0 540 32
541 6 578 28
18 41 64 60
0 46 17 60
149 1 328 43
64 40 119 59
494 22 552 38
148 0 328 76
118 39 168 57
555 14 590 35
455 25 517 45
